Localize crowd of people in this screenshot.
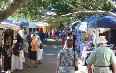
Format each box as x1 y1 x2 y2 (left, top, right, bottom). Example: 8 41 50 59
1 27 116 73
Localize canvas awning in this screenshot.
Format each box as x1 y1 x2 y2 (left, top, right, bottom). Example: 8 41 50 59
0 19 21 31
36 21 49 27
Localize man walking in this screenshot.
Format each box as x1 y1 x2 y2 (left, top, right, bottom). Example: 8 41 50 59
56 39 78 73
87 36 116 73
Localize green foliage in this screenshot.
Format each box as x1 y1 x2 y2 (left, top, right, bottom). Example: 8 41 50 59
51 0 73 15
64 0 114 21
0 0 8 9
0 0 115 23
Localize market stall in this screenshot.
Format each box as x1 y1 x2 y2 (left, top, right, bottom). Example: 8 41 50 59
0 19 21 72
35 21 49 32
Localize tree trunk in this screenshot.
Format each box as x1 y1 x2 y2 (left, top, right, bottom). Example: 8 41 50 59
0 0 28 22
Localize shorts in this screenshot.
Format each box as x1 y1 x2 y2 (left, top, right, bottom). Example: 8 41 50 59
30 51 37 60
62 38 66 45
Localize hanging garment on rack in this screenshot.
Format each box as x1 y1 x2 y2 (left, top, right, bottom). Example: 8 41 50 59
3 29 13 71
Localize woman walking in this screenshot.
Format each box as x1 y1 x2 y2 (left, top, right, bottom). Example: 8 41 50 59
36 36 43 64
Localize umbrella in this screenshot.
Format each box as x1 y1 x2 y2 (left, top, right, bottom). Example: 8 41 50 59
82 14 99 29
85 14 104 28
18 17 37 28
97 16 116 28
36 21 49 27
83 14 100 22
19 21 29 28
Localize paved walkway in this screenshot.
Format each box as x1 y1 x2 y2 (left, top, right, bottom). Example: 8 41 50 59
12 39 89 73
12 39 62 73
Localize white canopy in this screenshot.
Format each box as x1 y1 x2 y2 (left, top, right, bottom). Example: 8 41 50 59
36 21 49 27
0 21 21 31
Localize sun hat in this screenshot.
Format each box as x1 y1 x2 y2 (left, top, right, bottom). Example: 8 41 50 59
98 36 108 43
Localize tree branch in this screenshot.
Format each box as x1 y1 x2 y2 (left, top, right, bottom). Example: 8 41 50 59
0 0 28 22
108 0 116 8
60 10 116 17
60 0 116 17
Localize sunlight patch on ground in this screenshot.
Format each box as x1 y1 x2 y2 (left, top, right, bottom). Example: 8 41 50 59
51 45 62 48
48 39 62 41
45 53 55 56
48 39 56 41
44 45 62 48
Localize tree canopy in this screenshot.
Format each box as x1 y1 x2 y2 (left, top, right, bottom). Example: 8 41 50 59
0 0 116 23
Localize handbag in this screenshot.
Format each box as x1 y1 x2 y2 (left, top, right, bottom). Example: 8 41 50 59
73 48 78 71
39 43 43 49
75 66 78 71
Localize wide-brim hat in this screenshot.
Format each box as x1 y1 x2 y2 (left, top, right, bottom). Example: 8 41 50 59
98 36 108 43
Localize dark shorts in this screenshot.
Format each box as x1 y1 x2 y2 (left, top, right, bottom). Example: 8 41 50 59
30 51 37 60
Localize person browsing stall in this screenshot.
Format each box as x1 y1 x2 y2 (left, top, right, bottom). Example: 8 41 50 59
29 34 38 67
87 36 116 73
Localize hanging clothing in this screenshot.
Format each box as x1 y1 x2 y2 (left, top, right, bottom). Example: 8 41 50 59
17 42 24 70
27 35 32 59
11 42 20 71
18 50 23 70
11 54 19 71
4 47 11 71
3 29 13 71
